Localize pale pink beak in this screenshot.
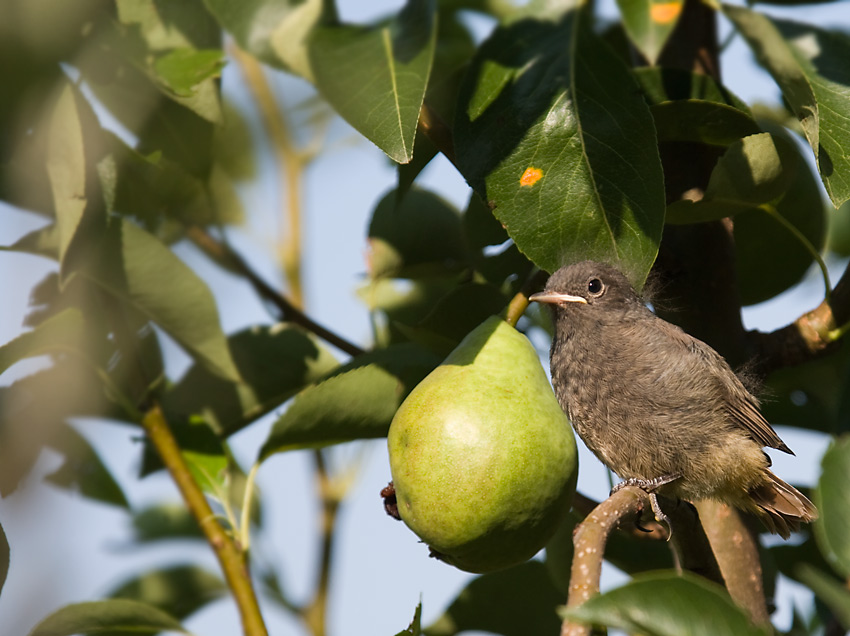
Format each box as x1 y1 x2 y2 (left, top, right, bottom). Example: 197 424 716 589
529 291 587 305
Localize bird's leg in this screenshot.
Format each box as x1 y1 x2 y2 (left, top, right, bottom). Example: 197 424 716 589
611 474 681 538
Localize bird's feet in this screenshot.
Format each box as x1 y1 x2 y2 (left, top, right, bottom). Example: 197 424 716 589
611 474 681 538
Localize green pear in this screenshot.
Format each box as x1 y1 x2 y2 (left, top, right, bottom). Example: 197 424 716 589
387 316 578 573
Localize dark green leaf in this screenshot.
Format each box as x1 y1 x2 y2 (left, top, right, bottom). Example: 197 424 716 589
562 571 770 636
724 6 850 207
796 564 850 630
85 218 240 381
131 504 204 542
45 424 130 509
768 533 834 584
164 323 338 436
107 565 226 621
814 435 850 578
307 0 437 163
633 66 751 110
0 521 8 598
762 339 850 435
397 283 509 356
424 561 562 636
259 343 441 460
27 599 187 636
455 4 665 287
397 602 423 636
0 308 84 376
616 0 684 64
368 188 468 279
650 101 761 146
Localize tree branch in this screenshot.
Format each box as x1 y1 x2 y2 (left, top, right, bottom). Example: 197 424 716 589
562 487 721 636
141 403 268 636
186 225 365 357
694 501 771 627
747 260 850 375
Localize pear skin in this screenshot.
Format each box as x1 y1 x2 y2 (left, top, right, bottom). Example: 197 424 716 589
388 316 578 573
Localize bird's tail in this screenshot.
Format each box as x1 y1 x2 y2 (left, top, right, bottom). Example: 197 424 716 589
749 470 818 539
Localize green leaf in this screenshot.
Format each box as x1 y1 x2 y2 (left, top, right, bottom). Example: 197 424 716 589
814 435 850 578
2 224 60 259
204 0 318 74
27 599 187 636
85 219 240 382
259 343 440 461
367 187 468 279
634 66 751 109
107 565 226 621
424 561 562 636
152 49 226 98
724 6 850 207
616 0 684 64
0 521 8 598
397 602 423 636
454 4 665 287
164 323 338 436
307 0 437 163
0 308 84 376
116 0 223 123
733 127 826 306
45 424 130 509
562 571 770 636
46 84 89 270
650 101 761 146
666 132 800 224
131 504 204 542
796 564 850 630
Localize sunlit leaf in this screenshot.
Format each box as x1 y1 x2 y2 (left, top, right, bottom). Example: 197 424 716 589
27 599 187 636
307 0 437 163
725 6 850 207
455 2 665 287
84 219 240 382
616 0 684 63
397 602 423 636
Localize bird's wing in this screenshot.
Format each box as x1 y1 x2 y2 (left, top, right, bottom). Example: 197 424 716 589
655 318 794 455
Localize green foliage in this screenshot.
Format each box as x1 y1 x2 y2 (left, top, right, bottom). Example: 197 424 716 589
1 0 850 633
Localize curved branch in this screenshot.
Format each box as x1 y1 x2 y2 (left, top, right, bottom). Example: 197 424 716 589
562 487 720 636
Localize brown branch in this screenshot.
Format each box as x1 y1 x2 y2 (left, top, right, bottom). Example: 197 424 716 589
141 403 268 636
562 488 721 636
186 225 365 358
694 501 771 627
747 260 850 375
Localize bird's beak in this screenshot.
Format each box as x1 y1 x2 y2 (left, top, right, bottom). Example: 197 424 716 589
528 291 587 305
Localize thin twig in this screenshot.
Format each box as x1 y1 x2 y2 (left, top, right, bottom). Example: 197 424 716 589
186 225 365 357
142 404 268 636
231 43 306 306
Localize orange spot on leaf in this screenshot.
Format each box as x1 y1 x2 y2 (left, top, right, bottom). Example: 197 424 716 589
650 2 682 24
520 167 543 187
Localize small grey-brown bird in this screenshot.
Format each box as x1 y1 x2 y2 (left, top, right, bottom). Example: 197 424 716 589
530 260 817 538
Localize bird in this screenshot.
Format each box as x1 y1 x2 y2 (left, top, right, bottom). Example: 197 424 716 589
529 260 817 538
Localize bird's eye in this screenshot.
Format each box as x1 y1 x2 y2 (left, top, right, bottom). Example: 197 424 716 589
587 278 604 296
